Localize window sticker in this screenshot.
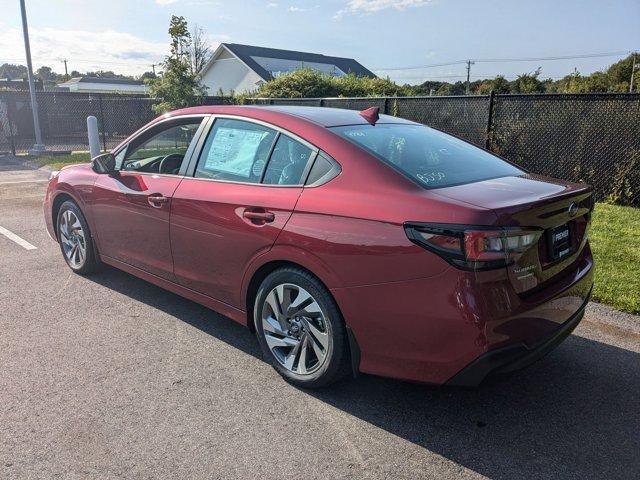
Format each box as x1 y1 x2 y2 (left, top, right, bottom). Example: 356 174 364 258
204 127 265 177
417 171 446 183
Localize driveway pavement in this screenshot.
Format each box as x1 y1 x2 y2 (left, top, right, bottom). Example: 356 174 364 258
1 156 639 479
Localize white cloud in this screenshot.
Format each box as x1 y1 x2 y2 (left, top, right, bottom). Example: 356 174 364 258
288 5 319 12
0 27 231 76
267 2 279 7
0 27 168 76
335 0 434 19
156 0 219 5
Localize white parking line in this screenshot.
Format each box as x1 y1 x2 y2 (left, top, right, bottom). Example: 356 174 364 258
0 225 37 250
0 179 49 185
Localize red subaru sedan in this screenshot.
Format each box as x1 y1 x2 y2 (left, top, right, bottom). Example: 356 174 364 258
44 105 594 388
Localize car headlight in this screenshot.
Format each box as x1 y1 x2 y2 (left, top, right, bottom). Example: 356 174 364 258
49 170 60 180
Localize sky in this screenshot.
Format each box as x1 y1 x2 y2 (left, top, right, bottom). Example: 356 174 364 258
0 0 638 84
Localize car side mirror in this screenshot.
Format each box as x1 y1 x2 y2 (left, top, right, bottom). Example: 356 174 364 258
91 153 117 174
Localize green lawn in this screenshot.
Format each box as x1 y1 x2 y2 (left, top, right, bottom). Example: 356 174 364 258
27 150 640 315
590 203 640 314
34 151 91 170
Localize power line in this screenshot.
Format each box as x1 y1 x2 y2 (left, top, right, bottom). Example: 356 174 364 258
373 60 467 71
373 49 634 72
475 50 633 63
0 57 161 67
392 73 577 82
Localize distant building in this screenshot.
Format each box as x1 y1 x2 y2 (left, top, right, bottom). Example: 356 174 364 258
199 43 376 95
0 78 43 91
57 76 148 94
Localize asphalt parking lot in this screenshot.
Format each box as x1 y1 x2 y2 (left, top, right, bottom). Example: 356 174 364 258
1 156 639 480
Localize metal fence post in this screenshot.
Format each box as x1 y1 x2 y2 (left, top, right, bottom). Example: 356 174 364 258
6 94 16 155
485 90 496 150
97 94 107 152
383 97 390 115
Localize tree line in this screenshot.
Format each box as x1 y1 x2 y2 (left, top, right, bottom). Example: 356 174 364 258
252 55 638 99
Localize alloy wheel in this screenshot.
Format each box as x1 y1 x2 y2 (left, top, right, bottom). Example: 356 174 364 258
58 209 87 269
260 283 330 375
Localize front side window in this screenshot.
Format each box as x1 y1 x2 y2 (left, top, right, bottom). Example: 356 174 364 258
196 118 277 182
120 119 202 174
331 124 523 189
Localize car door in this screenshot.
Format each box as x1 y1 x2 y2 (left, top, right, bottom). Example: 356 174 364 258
91 116 208 280
170 116 317 308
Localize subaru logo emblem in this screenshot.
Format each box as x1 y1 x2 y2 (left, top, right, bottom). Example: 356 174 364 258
568 203 578 217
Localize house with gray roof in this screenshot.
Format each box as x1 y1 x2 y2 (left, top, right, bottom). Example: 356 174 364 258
199 43 376 95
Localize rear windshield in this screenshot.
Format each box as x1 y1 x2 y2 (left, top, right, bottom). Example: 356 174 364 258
331 124 523 189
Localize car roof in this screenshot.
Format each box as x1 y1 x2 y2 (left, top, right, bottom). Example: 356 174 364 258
169 105 417 128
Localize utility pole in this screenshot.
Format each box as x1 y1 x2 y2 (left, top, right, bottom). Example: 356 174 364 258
19 0 45 154
151 63 156 75
630 52 637 93
465 59 475 95
63 58 68 76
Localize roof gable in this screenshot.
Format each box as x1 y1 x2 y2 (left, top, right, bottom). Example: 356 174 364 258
203 43 376 81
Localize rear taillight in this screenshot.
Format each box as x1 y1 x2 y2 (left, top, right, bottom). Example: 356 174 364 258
405 223 542 270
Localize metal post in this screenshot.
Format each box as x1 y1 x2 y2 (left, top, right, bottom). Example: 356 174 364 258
383 97 390 115
97 94 107 151
630 52 637 93
465 60 475 95
485 90 496 150
86 116 100 159
6 96 16 156
19 0 45 154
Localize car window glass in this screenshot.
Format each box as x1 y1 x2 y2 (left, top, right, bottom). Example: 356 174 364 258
305 152 339 185
121 120 202 175
331 124 523 189
195 118 277 183
263 135 314 185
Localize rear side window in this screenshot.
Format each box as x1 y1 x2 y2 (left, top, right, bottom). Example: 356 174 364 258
196 118 277 182
263 135 314 185
331 124 523 189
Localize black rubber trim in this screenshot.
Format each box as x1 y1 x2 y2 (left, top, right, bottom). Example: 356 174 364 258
445 287 592 387
346 326 361 379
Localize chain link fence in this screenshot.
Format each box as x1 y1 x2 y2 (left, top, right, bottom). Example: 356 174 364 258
0 91 228 154
490 93 640 207
1 91 638 206
247 93 640 206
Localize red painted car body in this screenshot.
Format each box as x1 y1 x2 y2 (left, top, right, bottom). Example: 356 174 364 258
44 106 594 386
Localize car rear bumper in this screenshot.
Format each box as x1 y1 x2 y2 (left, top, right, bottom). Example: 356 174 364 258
331 244 594 386
445 286 590 386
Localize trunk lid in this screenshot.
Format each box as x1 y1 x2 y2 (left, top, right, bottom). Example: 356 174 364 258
434 174 593 293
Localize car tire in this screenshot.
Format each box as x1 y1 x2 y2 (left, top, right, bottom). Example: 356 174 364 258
56 200 101 275
254 267 350 388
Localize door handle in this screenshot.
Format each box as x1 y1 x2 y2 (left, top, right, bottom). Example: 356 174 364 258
242 209 275 224
147 194 169 208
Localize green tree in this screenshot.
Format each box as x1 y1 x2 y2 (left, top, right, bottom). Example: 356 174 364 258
512 68 545 93
256 69 338 98
0 63 27 79
139 71 157 82
85 70 134 80
254 69 414 98
148 15 207 113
